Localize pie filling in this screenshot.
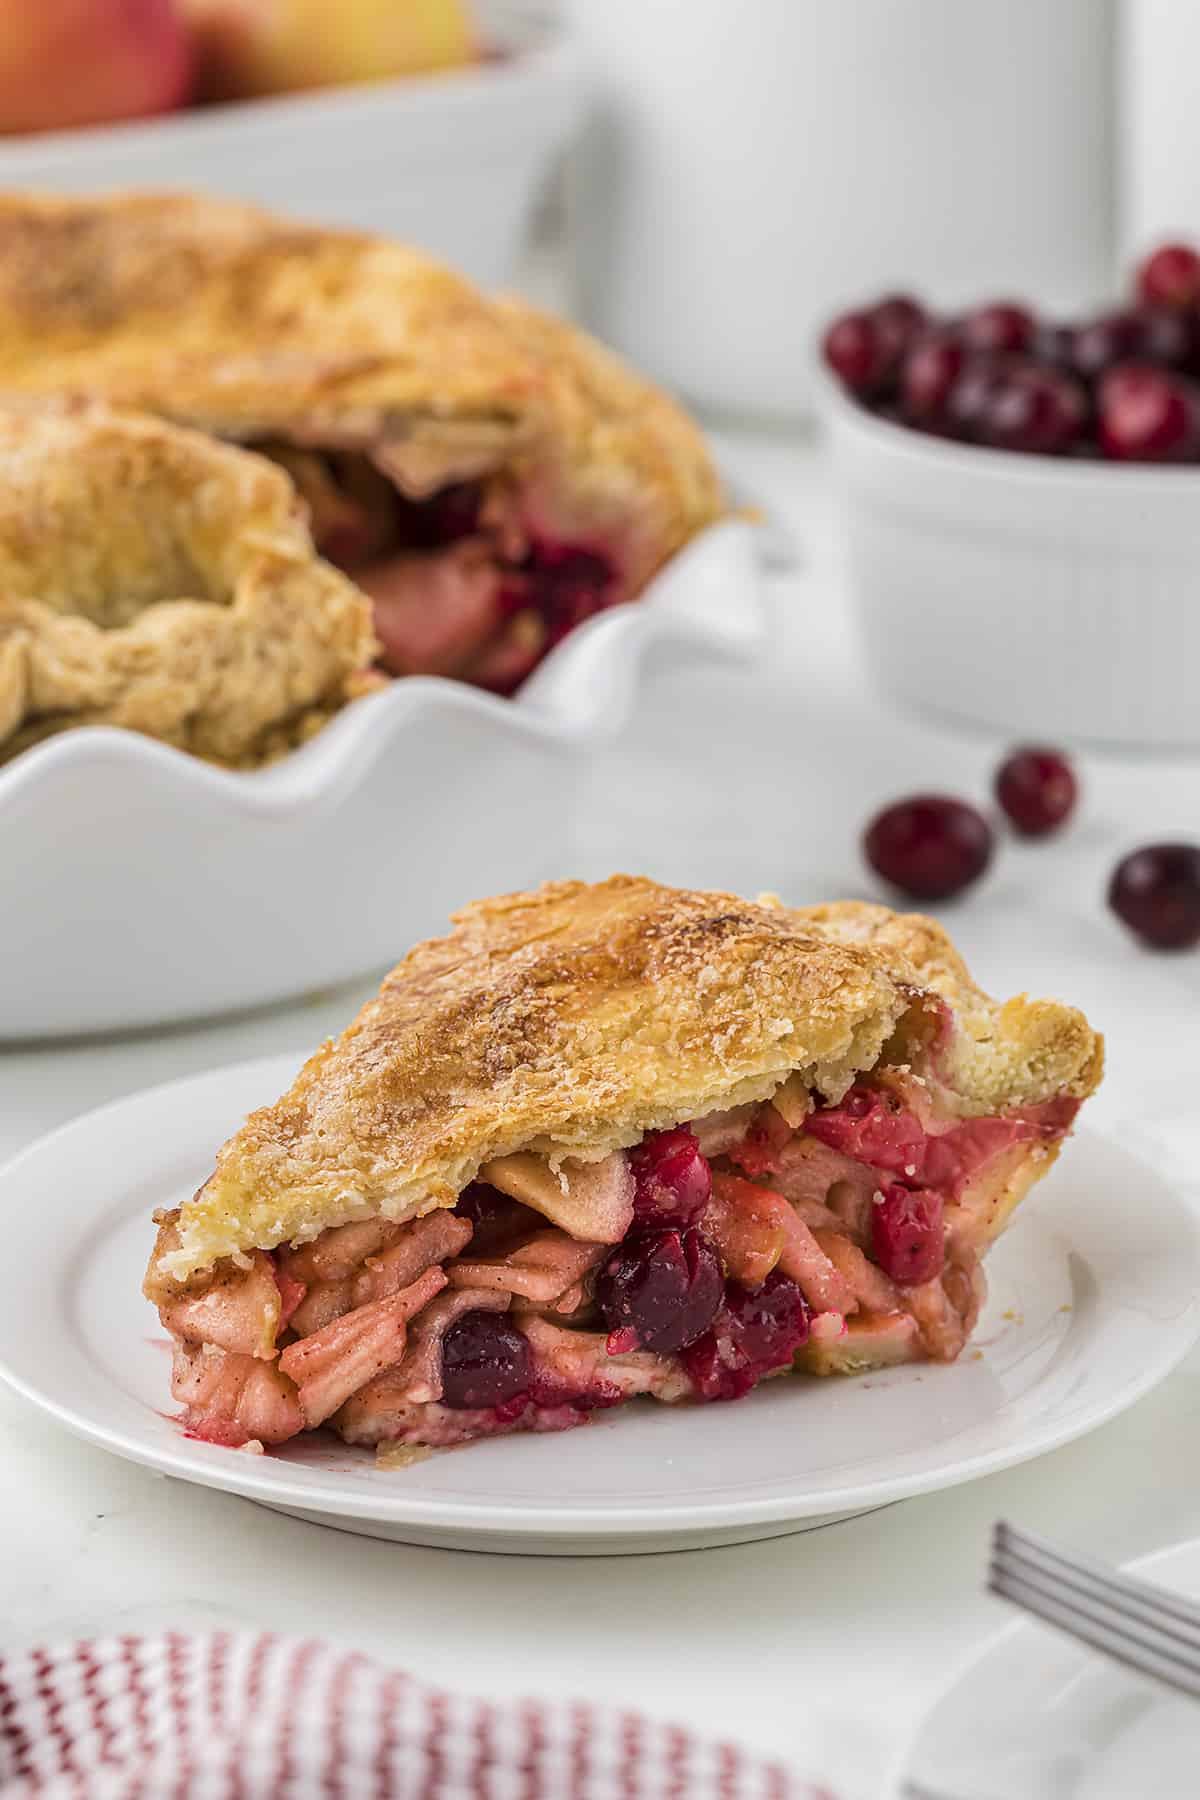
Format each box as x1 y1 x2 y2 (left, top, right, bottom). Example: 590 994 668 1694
152 1050 1081 1456
264 446 623 695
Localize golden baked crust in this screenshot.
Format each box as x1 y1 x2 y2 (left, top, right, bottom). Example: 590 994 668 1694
791 900 1105 1113
0 402 376 765
0 192 723 583
160 876 1102 1281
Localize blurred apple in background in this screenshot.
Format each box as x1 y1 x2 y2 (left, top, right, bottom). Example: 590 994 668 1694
186 0 477 103
0 0 191 133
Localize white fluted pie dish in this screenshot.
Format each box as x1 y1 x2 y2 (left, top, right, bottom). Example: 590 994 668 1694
0 520 763 1039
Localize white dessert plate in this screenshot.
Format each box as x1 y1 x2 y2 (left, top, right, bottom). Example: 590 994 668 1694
898 1537 1200 1798
0 1054 1196 1557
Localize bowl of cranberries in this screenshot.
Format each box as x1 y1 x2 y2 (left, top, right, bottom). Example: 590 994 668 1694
821 243 1200 748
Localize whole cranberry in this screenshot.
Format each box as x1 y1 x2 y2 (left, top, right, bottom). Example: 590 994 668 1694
872 293 929 362
871 1185 944 1286
979 364 1086 455
901 333 966 426
864 795 995 901
1136 243 1200 309
683 1272 810 1402
946 355 1007 441
822 310 892 396
1031 320 1078 369
1109 844 1200 950
725 1271 811 1366
1072 311 1144 383
994 746 1078 836
1098 364 1200 461
1133 305 1196 370
441 1312 531 1410
597 1228 723 1355
630 1128 712 1227
962 302 1035 356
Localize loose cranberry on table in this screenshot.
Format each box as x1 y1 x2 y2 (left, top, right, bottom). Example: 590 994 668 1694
1097 365 1200 462
994 746 1078 837
1108 844 1200 950
863 795 994 901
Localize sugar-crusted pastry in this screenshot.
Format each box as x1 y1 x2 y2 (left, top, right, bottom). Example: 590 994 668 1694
144 877 1103 1453
0 402 376 766
0 191 724 694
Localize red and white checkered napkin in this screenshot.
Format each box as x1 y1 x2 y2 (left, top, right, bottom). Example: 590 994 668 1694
0 1632 833 1800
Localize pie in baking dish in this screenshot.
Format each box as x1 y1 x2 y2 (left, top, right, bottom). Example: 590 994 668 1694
144 877 1103 1454
0 402 376 766
0 191 724 695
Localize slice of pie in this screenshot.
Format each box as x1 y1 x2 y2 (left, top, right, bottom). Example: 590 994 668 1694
0 191 724 694
144 877 1103 1454
0 402 376 766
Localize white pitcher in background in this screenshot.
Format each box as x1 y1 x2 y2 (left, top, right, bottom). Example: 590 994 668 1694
566 0 1117 421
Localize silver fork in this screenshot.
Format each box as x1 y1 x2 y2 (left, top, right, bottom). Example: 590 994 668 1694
989 1520 1200 1699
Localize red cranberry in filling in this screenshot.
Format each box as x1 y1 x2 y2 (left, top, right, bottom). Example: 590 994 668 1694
630 1128 712 1227
525 545 614 648
725 1270 810 1364
683 1271 809 1402
864 795 994 901
994 746 1078 837
392 480 484 549
441 1311 531 1410
1108 844 1200 950
597 1228 722 1355
1136 243 1200 310
870 1184 944 1286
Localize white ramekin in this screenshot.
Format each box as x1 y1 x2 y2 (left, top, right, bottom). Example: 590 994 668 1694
828 387 1200 748
0 522 763 1040
0 10 581 288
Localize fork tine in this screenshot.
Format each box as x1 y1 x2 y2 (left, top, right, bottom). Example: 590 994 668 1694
993 1522 1200 1652
995 1522 1200 1638
990 1523 1200 1700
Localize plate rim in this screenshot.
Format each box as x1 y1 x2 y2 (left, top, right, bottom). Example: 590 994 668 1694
2 1051 1198 1541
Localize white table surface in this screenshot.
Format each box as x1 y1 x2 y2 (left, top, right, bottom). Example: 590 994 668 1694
3 434 1199 1800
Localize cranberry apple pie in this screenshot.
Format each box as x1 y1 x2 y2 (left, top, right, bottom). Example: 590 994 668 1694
0 403 375 766
0 192 723 695
144 878 1103 1455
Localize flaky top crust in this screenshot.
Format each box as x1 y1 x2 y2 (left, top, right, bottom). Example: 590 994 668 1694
162 877 1103 1280
0 192 723 575
0 402 376 764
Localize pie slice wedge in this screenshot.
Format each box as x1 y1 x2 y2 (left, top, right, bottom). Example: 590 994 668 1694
0 401 376 766
0 191 724 694
144 877 1103 1455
